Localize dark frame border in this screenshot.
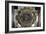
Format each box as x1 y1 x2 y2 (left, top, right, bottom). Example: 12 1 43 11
5 1 45 33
